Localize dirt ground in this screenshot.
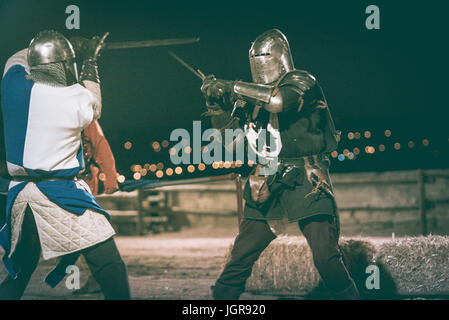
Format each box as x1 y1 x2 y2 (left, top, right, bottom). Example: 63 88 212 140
0 226 435 300
0 226 281 300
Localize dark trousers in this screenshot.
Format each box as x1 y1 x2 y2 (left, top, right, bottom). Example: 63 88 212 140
214 214 358 299
0 206 130 300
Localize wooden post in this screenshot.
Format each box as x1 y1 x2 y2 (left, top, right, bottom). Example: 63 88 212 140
418 169 428 236
137 189 145 235
234 174 244 229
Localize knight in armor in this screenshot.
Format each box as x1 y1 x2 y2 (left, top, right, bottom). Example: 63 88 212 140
201 29 359 299
0 30 130 299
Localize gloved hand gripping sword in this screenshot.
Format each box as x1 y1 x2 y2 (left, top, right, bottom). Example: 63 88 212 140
168 51 247 118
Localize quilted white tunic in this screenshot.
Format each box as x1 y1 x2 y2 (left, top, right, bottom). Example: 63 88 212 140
9 180 115 260
1 49 115 264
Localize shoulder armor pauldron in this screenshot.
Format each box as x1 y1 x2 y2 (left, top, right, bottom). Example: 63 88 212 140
278 70 316 95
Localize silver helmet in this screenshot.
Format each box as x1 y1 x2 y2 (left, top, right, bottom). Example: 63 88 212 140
28 30 78 83
249 29 294 84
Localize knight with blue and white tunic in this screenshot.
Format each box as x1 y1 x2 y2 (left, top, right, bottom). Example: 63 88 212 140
0 30 130 299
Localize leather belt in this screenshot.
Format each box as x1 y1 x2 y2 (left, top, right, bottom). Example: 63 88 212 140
12 176 76 183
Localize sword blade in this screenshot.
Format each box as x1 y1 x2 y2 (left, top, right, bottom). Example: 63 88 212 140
168 51 205 80
103 37 200 50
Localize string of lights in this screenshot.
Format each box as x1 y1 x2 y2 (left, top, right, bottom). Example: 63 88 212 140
115 128 448 180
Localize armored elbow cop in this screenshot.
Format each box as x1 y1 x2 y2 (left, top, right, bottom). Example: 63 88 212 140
231 81 289 113
232 69 316 110
233 81 274 104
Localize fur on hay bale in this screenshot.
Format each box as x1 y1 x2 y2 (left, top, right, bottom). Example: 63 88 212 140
225 235 449 297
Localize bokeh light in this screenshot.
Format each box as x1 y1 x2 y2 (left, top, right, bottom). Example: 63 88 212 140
365 146 375 154
133 172 141 180
152 141 161 152
161 140 169 148
124 141 132 150
131 164 142 172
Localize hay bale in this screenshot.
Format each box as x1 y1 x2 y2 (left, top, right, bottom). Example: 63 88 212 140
376 235 449 295
224 235 449 297
246 237 321 294
243 236 377 295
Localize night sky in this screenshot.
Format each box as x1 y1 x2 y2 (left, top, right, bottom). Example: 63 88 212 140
0 0 447 179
